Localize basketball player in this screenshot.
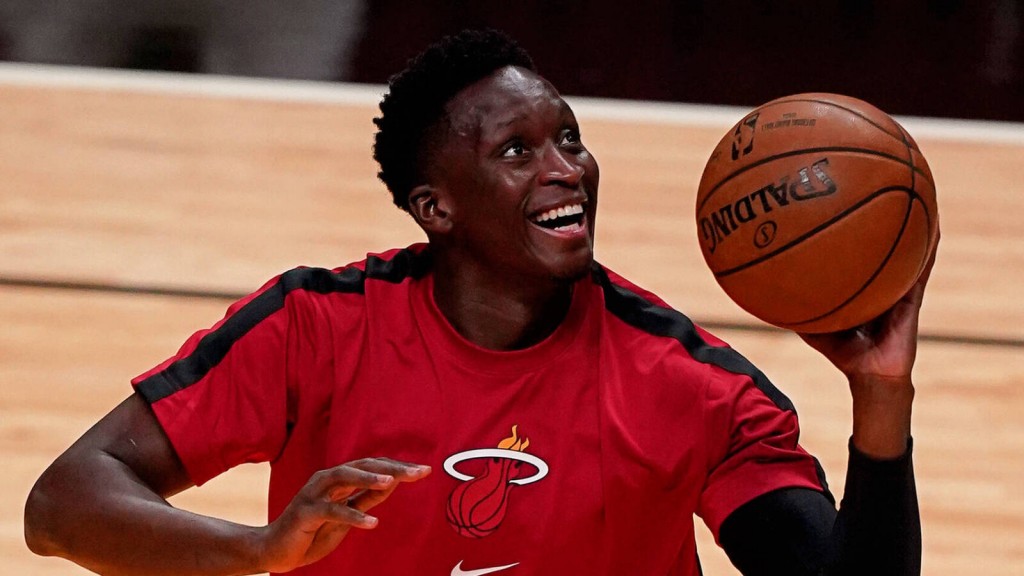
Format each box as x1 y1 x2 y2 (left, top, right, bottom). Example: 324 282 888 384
25 30 931 575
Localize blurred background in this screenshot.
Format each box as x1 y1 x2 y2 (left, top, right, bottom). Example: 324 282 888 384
2 2 1023 575
1 0 1022 120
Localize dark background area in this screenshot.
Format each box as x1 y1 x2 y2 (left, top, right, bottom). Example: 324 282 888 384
2 0 1022 121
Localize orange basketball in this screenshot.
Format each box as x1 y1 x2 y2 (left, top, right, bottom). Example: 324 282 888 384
695 93 939 333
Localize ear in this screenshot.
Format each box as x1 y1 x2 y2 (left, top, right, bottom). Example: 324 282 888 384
408 184 453 234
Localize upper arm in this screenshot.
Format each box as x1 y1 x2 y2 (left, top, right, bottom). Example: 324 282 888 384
25 393 191 556
719 487 837 576
697 365 830 539
49 392 192 498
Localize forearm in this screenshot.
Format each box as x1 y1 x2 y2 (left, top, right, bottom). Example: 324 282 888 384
731 262 930 574
720 441 920 576
25 449 264 576
830 438 921 575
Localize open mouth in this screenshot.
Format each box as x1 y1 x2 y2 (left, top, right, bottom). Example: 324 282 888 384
529 202 586 233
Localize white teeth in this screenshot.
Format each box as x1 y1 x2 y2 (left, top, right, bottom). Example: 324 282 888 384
533 203 584 222
553 222 583 232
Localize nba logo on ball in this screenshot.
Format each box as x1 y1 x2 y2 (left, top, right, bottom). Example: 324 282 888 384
696 93 939 333
731 113 759 160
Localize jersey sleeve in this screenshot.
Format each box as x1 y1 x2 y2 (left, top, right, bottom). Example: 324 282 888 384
131 274 299 486
696 348 829 542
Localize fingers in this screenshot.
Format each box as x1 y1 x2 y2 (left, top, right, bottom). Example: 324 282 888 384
324 499 380 529
915 227 941 289
259 457 431 572
306 458 431 526
310 464 394 498
344 457 433 483
319 457 429 490
346 483 399 513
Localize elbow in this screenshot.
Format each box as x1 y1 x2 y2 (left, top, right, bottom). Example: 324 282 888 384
24 469 65 557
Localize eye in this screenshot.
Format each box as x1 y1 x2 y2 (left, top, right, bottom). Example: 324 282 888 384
560 129 582 146
501 141 527 157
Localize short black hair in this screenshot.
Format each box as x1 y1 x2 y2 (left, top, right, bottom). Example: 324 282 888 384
372 29 536 212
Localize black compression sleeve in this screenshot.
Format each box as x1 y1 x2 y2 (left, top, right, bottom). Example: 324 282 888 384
831 439 921 575
719 440 920 576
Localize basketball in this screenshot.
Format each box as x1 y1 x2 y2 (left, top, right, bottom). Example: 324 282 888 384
695 93 939 333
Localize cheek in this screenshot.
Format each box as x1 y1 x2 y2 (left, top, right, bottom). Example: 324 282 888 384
459 181 527 241
584 154 600 188
485 174 530 218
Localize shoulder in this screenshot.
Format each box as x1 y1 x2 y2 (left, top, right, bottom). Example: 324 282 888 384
273 244 432 303
589 262 776 392
588 261 728 352
206 245 431 334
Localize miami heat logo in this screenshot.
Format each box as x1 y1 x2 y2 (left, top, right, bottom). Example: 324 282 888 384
444 425 549 538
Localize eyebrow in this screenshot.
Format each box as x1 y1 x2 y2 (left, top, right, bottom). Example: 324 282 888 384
489 99 575 132
491 112 528 131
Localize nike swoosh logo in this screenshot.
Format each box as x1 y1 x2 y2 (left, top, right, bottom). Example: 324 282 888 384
451 560 519 576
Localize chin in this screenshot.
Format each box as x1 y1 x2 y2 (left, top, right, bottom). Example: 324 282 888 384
551 269 590 284
546 250 594 283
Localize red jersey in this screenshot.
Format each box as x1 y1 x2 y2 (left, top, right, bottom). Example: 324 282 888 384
133 245 827 575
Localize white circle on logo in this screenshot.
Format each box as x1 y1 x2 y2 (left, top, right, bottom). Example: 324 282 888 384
443 448 549 486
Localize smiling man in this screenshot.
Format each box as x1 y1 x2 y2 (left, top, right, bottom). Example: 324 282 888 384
26 30 928 575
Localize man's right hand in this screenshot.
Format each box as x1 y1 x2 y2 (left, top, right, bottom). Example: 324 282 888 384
257 458 431 573
25 393 430 576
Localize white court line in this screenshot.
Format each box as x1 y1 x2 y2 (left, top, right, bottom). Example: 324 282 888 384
0 62 387 105
567 96 1024 146
2 62 1023 145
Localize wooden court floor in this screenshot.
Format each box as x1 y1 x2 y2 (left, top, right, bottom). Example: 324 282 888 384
1 66 1022 574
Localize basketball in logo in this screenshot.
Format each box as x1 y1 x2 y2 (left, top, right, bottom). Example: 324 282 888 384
444 425 549 538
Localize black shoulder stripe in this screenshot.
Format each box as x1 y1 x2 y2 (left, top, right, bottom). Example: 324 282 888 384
592 264 793 409
137 248 431 404
365 248 434 282
591 264 832 500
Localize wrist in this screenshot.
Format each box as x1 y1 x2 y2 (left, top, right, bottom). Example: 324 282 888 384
849 375 915 460
242 525 273 575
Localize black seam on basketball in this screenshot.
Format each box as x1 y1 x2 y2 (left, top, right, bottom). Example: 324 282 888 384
761 97 906 143
899 123 919 215
894 123 929 278
785 195 920 327
897 123 933 284
713 185 931 279
697 147 933 214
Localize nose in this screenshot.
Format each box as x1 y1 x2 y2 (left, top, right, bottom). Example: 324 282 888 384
538 144 584 188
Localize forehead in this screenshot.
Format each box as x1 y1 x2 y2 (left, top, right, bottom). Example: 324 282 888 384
444 66 570 138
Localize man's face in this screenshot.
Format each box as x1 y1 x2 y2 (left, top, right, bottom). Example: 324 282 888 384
427 66 600 282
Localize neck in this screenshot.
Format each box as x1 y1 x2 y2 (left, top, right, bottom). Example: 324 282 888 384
431 255 574 351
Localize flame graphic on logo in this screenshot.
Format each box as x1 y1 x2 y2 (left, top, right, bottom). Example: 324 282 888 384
446 425 537 539
497 425 530 452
